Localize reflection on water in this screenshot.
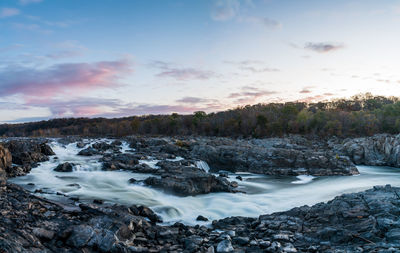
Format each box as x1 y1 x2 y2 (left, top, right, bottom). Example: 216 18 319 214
9 140 400 225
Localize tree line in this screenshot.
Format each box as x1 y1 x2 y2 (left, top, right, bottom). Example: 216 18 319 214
1 93 400 138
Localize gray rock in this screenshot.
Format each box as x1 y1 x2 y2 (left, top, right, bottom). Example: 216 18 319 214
54 162 75 172
190 137 358 176
233 236 249 246
32 228 54 240
216 239 234 252
66 225 95 247
340 134 400 168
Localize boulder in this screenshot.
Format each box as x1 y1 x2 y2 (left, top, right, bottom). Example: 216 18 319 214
78 147 99 156
144 168 236 196
101 153 140 171
54 162 75 172
4 140 54 167
0 145 12 185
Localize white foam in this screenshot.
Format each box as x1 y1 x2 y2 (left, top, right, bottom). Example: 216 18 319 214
291 175 316 184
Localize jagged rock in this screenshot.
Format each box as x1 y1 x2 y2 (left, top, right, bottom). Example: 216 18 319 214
217 239 234 252
0 145 11 186
129 205 162 223
101 153 140 170
1 180 400 252
77 147 99 156
54 162 75 172
190 137 358 176
3 140 54 168
197 215 209 221
76 142 86 148
144 169 236 196
340 134 400 167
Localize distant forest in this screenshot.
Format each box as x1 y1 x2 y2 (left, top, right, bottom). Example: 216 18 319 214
1 93 400 138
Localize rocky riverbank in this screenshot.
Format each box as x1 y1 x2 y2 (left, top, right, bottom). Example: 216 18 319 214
1 135 400 252
1 180 400 252
337 134 400 167
122 135 359 177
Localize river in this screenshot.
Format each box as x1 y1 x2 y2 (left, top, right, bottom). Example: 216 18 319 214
9 139 400 225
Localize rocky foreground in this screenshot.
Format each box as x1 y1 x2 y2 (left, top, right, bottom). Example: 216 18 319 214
1 134 400 252
1 179 400 252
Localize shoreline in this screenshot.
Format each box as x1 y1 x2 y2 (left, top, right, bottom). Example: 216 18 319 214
1 134 400 252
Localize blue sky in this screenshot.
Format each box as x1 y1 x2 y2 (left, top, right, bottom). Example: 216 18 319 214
1 0 400 122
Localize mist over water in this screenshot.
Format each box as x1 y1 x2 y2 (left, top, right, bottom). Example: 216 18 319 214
9 140 400 225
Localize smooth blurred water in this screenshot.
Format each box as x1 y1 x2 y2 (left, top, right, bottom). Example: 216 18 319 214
9 140 400 225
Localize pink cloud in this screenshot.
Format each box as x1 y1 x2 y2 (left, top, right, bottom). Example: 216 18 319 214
0 59 133 99
228 86 278 104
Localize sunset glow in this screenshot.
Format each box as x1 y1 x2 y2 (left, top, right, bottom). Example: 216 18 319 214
1 0 400 122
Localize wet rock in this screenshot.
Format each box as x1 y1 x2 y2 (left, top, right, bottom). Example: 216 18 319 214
2 140 54 176
197 215 209 222
40 143 55 156
129 205 162 223
54 162 75 172
219 173 228 178
93 199 104 204
233 236 249 246
142 161 238 196
66 225 95 248
101 153 140 171
230 181 238 188
92 142 114 151
184 235 203 251
77 147 99 156
32 228 55 240
111 140 122 146
76 142 86 148
0 145 12 185
144 170 236 196
217 239 234 252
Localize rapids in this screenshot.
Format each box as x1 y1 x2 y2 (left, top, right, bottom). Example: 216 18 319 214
9 139 400 225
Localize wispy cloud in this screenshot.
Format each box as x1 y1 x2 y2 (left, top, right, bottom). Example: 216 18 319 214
150 60 217 81
240 16 282 29
299 86 314 94
304 42 344 53
12 23 52 34
157 68 216 81
0 8 20 18
0 44 24 53
26 15 78 28
27 97 123 117
45 50 83 60
224 60 280 73
211 0 240 21
0 59 133 99
297 95 327 103
241 66 280 73
228 85 278 104
176 97 215 104
28 98 224 118
45 40 87 59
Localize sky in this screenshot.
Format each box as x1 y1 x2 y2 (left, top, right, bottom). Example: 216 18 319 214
1 0 400 123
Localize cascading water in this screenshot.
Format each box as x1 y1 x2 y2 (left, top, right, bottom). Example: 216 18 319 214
9 139 400 225
196 160 211 173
